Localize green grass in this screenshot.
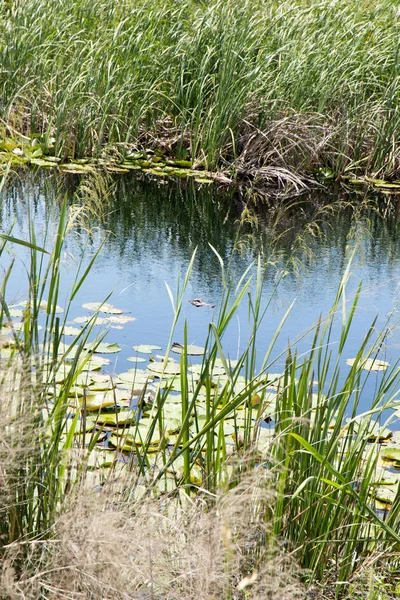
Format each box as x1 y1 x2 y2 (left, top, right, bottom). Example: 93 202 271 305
2 0 400 186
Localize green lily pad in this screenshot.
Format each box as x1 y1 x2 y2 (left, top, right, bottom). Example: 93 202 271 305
96 409 135 426
84 342 121 354
30 158 57 168
195 177 213 184
373 485 398 505
147 361 181 376
80 355 111 370
62 326 82 336
127 356 146 363
381 447 400 462
82 302 123 314
171 342 205 356
117 371 152 386
79 391 126 411
346 357 389 372
133 344 162 354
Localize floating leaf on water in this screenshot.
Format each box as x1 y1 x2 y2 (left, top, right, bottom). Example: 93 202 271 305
372 471 399 486
20 299 64 313
127 356 146 363
171 342 205 356
84 341 121 354
74 315 110 325
62 326 82 336
96 409 135 426
80 391 122 411
346 357 389 372
87 449 117 470
195 177 213 184
82 302 123 314
147 361 181 376
60 163 94 174
8 309 23 318
133 344 162 354
107 315 135 324
30 158 57 168
373 485 398 506
105 165 130 174
81 355 111 370
117 371 152 386
381 447 400 462
89 380 116 392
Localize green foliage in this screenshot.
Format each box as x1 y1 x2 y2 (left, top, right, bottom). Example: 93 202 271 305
2 0 400 178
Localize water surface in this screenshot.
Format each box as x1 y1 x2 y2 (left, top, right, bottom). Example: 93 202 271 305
2 173 400 417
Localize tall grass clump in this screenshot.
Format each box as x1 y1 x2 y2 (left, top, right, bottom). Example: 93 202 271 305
2 0 400 184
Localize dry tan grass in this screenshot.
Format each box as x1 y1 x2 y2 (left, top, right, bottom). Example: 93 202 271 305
1 467 305 600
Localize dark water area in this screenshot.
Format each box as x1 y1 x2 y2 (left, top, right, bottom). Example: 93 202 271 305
2 172 400 420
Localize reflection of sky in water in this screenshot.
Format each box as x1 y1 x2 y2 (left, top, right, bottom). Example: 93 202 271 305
1 173 400 419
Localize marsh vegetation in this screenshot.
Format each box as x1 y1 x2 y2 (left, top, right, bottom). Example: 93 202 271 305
2 0 400 596
0 172 399 599
2 0 400 192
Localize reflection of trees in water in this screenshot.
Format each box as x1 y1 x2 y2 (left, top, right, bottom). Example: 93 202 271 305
2 172 400 295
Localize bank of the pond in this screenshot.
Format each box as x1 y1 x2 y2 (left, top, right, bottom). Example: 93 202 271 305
3 0 400 197
3 133 400 200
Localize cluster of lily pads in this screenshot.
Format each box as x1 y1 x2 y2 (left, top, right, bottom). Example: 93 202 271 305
2 297 400 503
0 135 216 184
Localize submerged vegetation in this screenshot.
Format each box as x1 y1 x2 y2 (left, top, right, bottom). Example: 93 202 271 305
2 0 400 193
0 172 399 599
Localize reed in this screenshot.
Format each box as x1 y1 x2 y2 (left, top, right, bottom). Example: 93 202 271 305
2 0 400 184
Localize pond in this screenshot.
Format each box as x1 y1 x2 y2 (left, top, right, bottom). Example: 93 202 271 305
1 172 400 420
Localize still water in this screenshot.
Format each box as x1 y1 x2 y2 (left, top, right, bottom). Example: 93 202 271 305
2 172 400 416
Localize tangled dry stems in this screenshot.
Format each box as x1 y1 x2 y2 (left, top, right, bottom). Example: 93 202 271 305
1 468 305 600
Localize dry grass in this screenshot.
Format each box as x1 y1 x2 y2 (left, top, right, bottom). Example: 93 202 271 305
1 468 305 600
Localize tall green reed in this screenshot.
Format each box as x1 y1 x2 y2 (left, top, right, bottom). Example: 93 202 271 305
3 0 400 176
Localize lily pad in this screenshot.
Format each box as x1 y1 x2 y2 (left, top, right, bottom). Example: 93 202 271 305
107 315 135 324
74 315 110 325
84 342 121 354
96 409 136 426
133 344 162 354
8 309 23 318
346 357 389 372
117 371 152 386
171 342 205 356
82 302 123 314
195 177 213 184
79 391 127 411
381 447 400 462
62 326 82 336
147 361 181 376
81 355 111 370
127 356 146 363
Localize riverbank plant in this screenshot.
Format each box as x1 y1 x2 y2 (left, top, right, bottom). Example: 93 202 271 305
0 176 400 597
2 0 400 192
